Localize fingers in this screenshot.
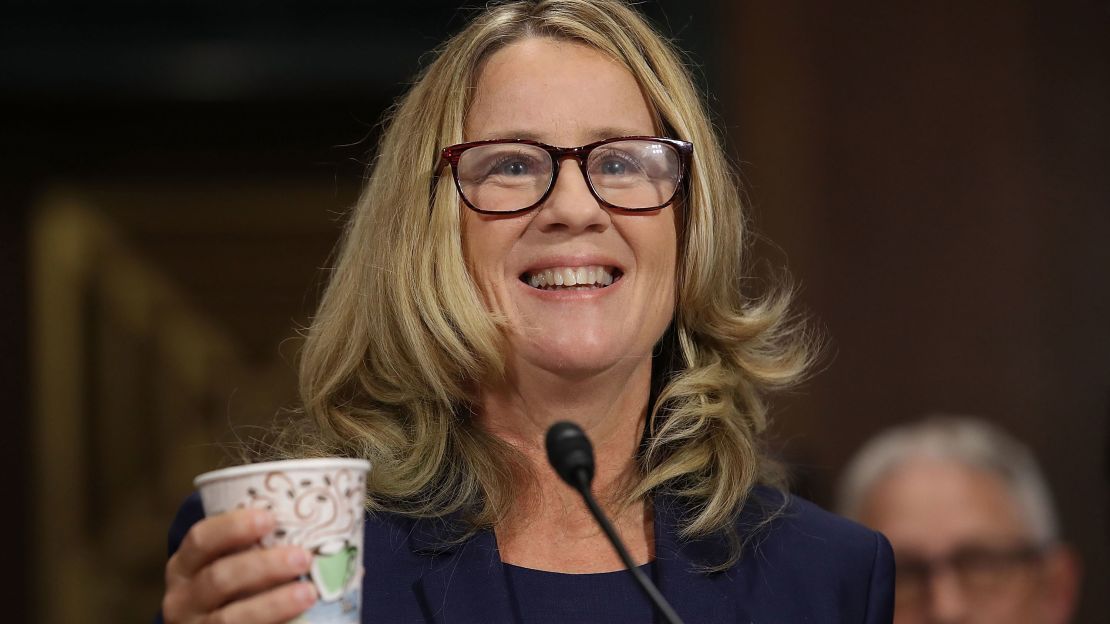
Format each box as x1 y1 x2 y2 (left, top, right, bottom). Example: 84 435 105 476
191 545 314 613
205 581 317 624
169 509 274 580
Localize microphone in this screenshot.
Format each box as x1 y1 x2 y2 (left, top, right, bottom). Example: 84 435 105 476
545 422 684 624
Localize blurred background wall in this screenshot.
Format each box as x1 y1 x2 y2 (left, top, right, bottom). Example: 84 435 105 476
2 1 1106 622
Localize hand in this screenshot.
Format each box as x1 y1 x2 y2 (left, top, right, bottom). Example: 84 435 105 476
162 508 317 623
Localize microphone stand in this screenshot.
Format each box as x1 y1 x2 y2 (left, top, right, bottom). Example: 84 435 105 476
567 468 684 624
546 421 684 624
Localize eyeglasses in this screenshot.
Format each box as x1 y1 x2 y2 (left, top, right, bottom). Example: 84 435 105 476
440 136 693 215
894 543 1047 608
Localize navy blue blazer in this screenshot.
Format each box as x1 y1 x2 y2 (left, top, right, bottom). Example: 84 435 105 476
158 488 893 623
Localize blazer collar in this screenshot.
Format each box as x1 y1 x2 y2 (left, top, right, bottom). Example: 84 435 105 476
407 494 749 623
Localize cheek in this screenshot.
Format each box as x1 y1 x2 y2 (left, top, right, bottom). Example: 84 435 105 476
460 211 520 308
969 571 1048 624
631 219 679 337
460 213 493 304
647 218 679 296
460 209 481 264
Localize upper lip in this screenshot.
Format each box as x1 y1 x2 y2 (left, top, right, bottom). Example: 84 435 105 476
518 254 626 276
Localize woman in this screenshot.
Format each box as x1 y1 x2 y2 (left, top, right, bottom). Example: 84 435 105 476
160 1 894 622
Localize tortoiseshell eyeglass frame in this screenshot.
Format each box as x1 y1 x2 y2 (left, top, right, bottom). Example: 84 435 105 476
439 135 694 215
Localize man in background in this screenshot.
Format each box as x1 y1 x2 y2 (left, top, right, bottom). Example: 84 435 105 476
838 416 1081 623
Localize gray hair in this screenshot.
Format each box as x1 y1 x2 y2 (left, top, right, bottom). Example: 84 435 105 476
837 415 1059 544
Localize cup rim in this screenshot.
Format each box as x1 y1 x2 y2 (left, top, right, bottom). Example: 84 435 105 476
194 457 372 488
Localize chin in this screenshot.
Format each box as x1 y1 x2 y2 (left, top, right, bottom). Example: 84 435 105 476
515 332 649 379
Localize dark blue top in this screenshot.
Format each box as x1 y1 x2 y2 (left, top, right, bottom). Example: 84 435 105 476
157 487 894 623
503 562 656 623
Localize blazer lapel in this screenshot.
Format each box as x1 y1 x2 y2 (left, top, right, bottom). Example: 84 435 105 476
409 515 517 623
652 495 750 623
406 495 757 623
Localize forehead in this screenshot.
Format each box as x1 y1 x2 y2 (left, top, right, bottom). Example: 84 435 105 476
858 458 1034 555
465 37 656 144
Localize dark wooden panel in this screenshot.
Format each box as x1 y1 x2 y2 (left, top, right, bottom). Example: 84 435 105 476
723 2 1110 621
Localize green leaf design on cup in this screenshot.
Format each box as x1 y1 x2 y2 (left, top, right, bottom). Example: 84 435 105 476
311 541 358 601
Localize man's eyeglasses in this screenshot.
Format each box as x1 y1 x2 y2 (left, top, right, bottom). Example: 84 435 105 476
895 543 1047 607
440 136 693 215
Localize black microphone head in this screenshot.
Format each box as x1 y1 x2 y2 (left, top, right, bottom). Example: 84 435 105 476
545 421 595 490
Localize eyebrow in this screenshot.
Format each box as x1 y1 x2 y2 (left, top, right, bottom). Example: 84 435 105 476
472 127 648 145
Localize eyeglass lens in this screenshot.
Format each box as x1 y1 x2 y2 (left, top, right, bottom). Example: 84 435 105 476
455 140 682 212
894 545 1043 607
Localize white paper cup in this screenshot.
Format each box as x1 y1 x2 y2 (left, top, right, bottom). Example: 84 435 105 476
195 458 371 624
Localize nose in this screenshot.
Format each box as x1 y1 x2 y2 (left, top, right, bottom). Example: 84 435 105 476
926 567 969 624
531 157 609 234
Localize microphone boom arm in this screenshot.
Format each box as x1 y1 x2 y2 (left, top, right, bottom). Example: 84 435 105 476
570 468 684 624
547 422 685 624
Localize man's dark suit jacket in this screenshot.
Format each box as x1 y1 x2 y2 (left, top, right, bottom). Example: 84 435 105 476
157 487 893 623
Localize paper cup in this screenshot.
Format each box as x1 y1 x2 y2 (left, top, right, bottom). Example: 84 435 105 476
195 458 371 624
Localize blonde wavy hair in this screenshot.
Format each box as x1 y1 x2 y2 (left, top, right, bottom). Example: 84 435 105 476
279 0 814 569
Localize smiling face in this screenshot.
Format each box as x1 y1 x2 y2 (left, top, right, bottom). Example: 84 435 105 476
461 37 678 381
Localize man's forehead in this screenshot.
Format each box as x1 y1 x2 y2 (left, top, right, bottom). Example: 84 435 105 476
859 457 1035 555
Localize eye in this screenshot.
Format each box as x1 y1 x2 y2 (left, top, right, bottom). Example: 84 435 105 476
484 150 544 178
496 159 531 176
598 158 627 175
590 148 644 177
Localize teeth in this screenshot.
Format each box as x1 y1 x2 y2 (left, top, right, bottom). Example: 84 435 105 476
525 265 617 290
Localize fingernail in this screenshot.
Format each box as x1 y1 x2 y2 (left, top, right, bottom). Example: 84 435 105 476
287 548 309 568
251 511 272 532
294 582 316 604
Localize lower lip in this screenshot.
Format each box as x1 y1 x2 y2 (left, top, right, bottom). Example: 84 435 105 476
516 275 623 299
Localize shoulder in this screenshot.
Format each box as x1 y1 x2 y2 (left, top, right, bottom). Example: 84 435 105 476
744 487 886 566
662 485 889 571
654 487 893 621
735 487 895 622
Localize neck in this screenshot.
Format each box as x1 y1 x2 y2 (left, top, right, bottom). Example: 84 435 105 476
476 355 652 497
474 355 655 571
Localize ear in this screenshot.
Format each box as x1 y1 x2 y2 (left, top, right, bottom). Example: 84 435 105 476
1040 544 1081 624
